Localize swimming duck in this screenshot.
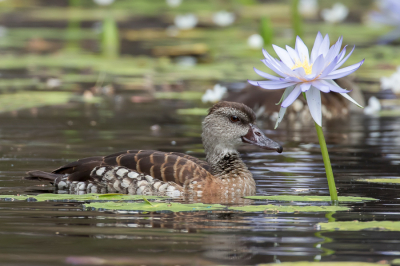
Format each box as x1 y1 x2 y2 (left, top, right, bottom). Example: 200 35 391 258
25 101 282 201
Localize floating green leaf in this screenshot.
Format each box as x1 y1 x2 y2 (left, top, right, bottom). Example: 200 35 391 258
357 178 400 184
260 262 389 266
154 91 203 100
0 92 72 113
176 108 208 116
229 205 349 213
318 221 400 231
245 195 377 202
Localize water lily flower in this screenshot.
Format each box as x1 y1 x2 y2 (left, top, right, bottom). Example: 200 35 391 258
202 84 227 103
380 66 400 93
212 11 235 27
248 32 364 127
298 0 319 18
93 0 114 6
363 96 381 116
166 0 182 8
174 14 198 30
321 3 349 24
370 0 400 44
247 34 264 49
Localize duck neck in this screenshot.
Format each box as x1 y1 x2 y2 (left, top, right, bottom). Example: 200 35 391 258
204 143 252 180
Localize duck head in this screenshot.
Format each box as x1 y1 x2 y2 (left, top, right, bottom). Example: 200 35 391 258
202 101 283 154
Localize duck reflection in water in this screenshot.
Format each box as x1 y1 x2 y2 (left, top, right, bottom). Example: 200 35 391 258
25 101 282 204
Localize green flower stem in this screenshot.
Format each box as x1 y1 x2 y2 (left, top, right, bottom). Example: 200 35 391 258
314 122 338 203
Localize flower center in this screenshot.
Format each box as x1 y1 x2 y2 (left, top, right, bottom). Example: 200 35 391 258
291 58 313 75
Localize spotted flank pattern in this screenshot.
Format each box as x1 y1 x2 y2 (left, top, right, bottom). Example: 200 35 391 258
54 166 183 197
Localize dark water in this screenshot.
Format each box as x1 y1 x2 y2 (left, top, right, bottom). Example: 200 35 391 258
1 97 400 266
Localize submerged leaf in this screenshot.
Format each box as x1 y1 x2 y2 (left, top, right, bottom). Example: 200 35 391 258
318 221 400 231
261 262 389 266
245 195 377 202
357 178 400 184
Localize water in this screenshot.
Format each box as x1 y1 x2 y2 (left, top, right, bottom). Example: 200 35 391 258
0 97 399 265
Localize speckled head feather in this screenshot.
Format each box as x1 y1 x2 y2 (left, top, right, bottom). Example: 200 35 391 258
208 101 256 123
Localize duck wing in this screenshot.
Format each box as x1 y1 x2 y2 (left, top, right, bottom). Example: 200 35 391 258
52 150 211 186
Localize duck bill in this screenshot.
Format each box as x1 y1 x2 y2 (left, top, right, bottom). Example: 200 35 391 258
241 123 283 153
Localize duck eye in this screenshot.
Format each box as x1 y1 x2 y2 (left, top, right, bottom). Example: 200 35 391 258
229 115 240 123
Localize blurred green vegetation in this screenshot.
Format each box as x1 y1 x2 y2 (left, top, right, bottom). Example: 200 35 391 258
0 0 395 112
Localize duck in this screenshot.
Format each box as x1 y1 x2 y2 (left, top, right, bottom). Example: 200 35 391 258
25 101 282 202
224 77 365 121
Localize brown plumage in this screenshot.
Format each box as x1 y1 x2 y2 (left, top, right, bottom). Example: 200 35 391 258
25 101 282 202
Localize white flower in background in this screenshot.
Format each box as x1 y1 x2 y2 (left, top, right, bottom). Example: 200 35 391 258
0 26 7 38
380 66 400 93
174 14 198 30
93 0 114 6
212 11 235 27
175 56 197 67
363 96 381 115
46 78 61 89
166 0 182 8
321 3 349 24
202 84 227 103
370 0 400 44
298 0 319 18
248 32 364 127
247 34 264 49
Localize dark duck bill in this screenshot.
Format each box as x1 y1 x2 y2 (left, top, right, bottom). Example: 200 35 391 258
241 123 283 153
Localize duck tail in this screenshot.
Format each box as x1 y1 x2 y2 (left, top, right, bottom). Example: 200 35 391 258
24 170 64 182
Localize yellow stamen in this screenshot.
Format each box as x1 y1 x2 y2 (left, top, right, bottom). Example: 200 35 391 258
291 58 313 75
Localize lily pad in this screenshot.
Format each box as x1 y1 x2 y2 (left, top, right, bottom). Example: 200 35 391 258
229 205 349 213
154 91 203 100
318 221 400 231
0 193 166 202
0 91 72 113
0 193 350 213
176 108 209 116
245 195 377 202
259 262 389 266
357 178 400 184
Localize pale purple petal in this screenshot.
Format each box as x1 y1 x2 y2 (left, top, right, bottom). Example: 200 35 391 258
258 82 297 90
318 34 330 58
284 76 302 82
333 46 355 71
273 45 295 68
248 80 258 86
286 45 300 62
314 79 350 93
300 83 311 92
311 32 323 63
261 59 286 77
311 54 325 77
324 36 343 64
295 36 310 63
275 59 295 76
257 80 295 85
325 80 364 108
324 59 364 79
253 67 282 80
336 45 348 63
306 87 322 127
319 56 339 79
281 84 302 107
311 80 330 93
